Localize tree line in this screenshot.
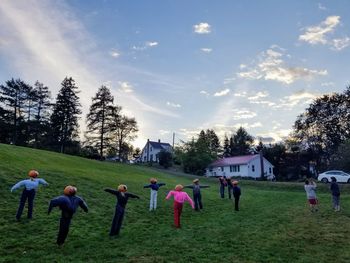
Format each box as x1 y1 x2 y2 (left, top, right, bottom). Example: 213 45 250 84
0 77 138 160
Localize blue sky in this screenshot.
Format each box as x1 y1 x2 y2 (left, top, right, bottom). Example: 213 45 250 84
1 0 350 148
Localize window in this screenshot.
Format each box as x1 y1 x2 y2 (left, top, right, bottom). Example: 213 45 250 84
230 165 240 172
150 146 153 152
269 167 272 174
150 154 153 161
252 165 255 172
221 167 224 172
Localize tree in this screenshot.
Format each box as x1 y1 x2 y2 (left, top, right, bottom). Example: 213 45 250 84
50 77 81 153
330 140 350 172
110 112 138 162
158 149 173 168
223 134 230 157
0 78 31 145
86 86 117 159
230 127 254 156
293 86 350 168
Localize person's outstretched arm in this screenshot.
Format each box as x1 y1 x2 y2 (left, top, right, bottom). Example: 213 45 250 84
48 197 62 214
200 185 210 188
104 188 118 195
126 193 140 199
165 191 175 200
184 193 195 209
158 183 166 187
10 180 25 192
38 178 49 186
183 185 194 189
78 198 89 212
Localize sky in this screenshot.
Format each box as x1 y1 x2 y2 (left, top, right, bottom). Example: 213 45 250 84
1 0 350 148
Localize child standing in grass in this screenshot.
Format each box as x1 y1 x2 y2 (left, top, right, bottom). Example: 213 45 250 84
330 177 340 212
304 179 318 212
166 184 194 228
184 179 209 211
11 170 48 221
219 176 227 198
143 178 166 211
48 186 88 246
231 180 241 211
105 184 140 236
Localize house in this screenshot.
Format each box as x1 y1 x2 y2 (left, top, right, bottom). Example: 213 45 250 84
206 154 274 179
140 139 172 163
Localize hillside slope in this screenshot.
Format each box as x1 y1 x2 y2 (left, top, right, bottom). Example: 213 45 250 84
1 144 350 263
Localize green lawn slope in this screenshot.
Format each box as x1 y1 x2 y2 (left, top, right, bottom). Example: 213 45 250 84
1 144 350 263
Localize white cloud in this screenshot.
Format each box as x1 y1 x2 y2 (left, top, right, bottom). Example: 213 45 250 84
274 90 318 109
248 91 269 101
159 129 170 135
299 16 340 45
232 109 257 120
193 22 211 34
118 81 134 93
214 88 230 97
233 92 247 97
318 3 327 10
258 129 292 142
321 81 335 87
201 48 212 53
109 50 120 58
237 47 327 84
146 41 158 47
232 122 262 129
331 37 350 50
200 90 210 96
166 101 181 108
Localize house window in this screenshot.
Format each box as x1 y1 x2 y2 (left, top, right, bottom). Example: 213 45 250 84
150 147 153 152
269 167 272 174
144 156 146 161
221 167 224 172
150 154 153 161
252 165 255 172
230 165 240 172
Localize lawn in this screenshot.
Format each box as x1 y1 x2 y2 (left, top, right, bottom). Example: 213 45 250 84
1 144 350 263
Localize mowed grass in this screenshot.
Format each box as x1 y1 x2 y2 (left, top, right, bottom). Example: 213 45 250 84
1 144 350 263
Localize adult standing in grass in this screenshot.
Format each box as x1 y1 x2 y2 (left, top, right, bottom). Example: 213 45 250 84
184 179 209 211
330 177 340 212
11 170 48 221
143 178 166 211
219 176 227 198
231 180 241 211
48 185 88 246
105 184 140 236
304 179 318 212
166 184 194 228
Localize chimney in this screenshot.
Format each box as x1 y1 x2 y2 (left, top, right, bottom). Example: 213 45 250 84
158 139 160 143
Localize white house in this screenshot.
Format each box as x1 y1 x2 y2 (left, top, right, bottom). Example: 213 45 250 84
206 154 274 179
140 139 172 163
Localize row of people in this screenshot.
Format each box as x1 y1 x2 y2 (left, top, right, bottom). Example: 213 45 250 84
10 170 224 246
218 176 242 211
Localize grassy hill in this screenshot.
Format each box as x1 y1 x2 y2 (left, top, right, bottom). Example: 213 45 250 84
1 144 350 263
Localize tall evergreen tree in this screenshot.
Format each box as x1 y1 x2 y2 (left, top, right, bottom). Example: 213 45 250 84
223 134 230 157
50 77 81 153
86 86 117 159
0 78 31 145
230 127 254 156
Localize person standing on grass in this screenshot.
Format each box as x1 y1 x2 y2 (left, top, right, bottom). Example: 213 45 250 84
11 170 49 221
226 177 233 199
105 184 140 236
143 178 166 211
304 179 318 212
184 179 210 211
231 180 241 211
219 176 227 198
48 185 88 246
330 177 340 212
166 184 194 228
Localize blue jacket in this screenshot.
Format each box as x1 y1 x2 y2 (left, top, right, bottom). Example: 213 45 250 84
48 195 88 218
330 182 340 196
143 183 166 191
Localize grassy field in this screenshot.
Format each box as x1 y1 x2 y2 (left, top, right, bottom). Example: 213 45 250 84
1 144 350 263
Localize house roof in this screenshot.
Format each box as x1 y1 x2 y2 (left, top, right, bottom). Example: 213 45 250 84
209 154 259 167
148 141 172 149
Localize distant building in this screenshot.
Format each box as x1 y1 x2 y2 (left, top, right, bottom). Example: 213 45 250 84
140 139 172 163
206 154 274 179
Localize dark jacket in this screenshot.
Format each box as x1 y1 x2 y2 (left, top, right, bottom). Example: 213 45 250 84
143 183 166 191
48 195 88 218
330 182 340 196
105 189 139 208
184 184 209 195
232 186 241 197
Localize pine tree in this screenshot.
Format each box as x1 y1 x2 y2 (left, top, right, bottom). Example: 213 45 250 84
230 127 254 156
50 77 81 153
86 86 117 159
223 134 230 157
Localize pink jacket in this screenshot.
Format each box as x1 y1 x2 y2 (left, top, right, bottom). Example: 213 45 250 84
166 190 195 208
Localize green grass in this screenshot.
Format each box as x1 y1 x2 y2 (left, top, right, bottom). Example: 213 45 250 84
1 144 350 263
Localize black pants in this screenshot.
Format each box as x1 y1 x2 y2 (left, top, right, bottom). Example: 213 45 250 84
110 205 125 236
220 185 225 198
193 193 203 210
227 185 233 199
16 189 36 220
57 215 72 245
234 196 240 211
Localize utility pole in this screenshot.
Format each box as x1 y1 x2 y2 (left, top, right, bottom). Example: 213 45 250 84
172 132 175 149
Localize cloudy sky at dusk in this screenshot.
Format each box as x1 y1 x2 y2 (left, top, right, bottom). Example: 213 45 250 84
1 0 350 148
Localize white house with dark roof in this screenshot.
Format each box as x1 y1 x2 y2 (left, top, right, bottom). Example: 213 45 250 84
206 154 274 179
140 139 172 163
